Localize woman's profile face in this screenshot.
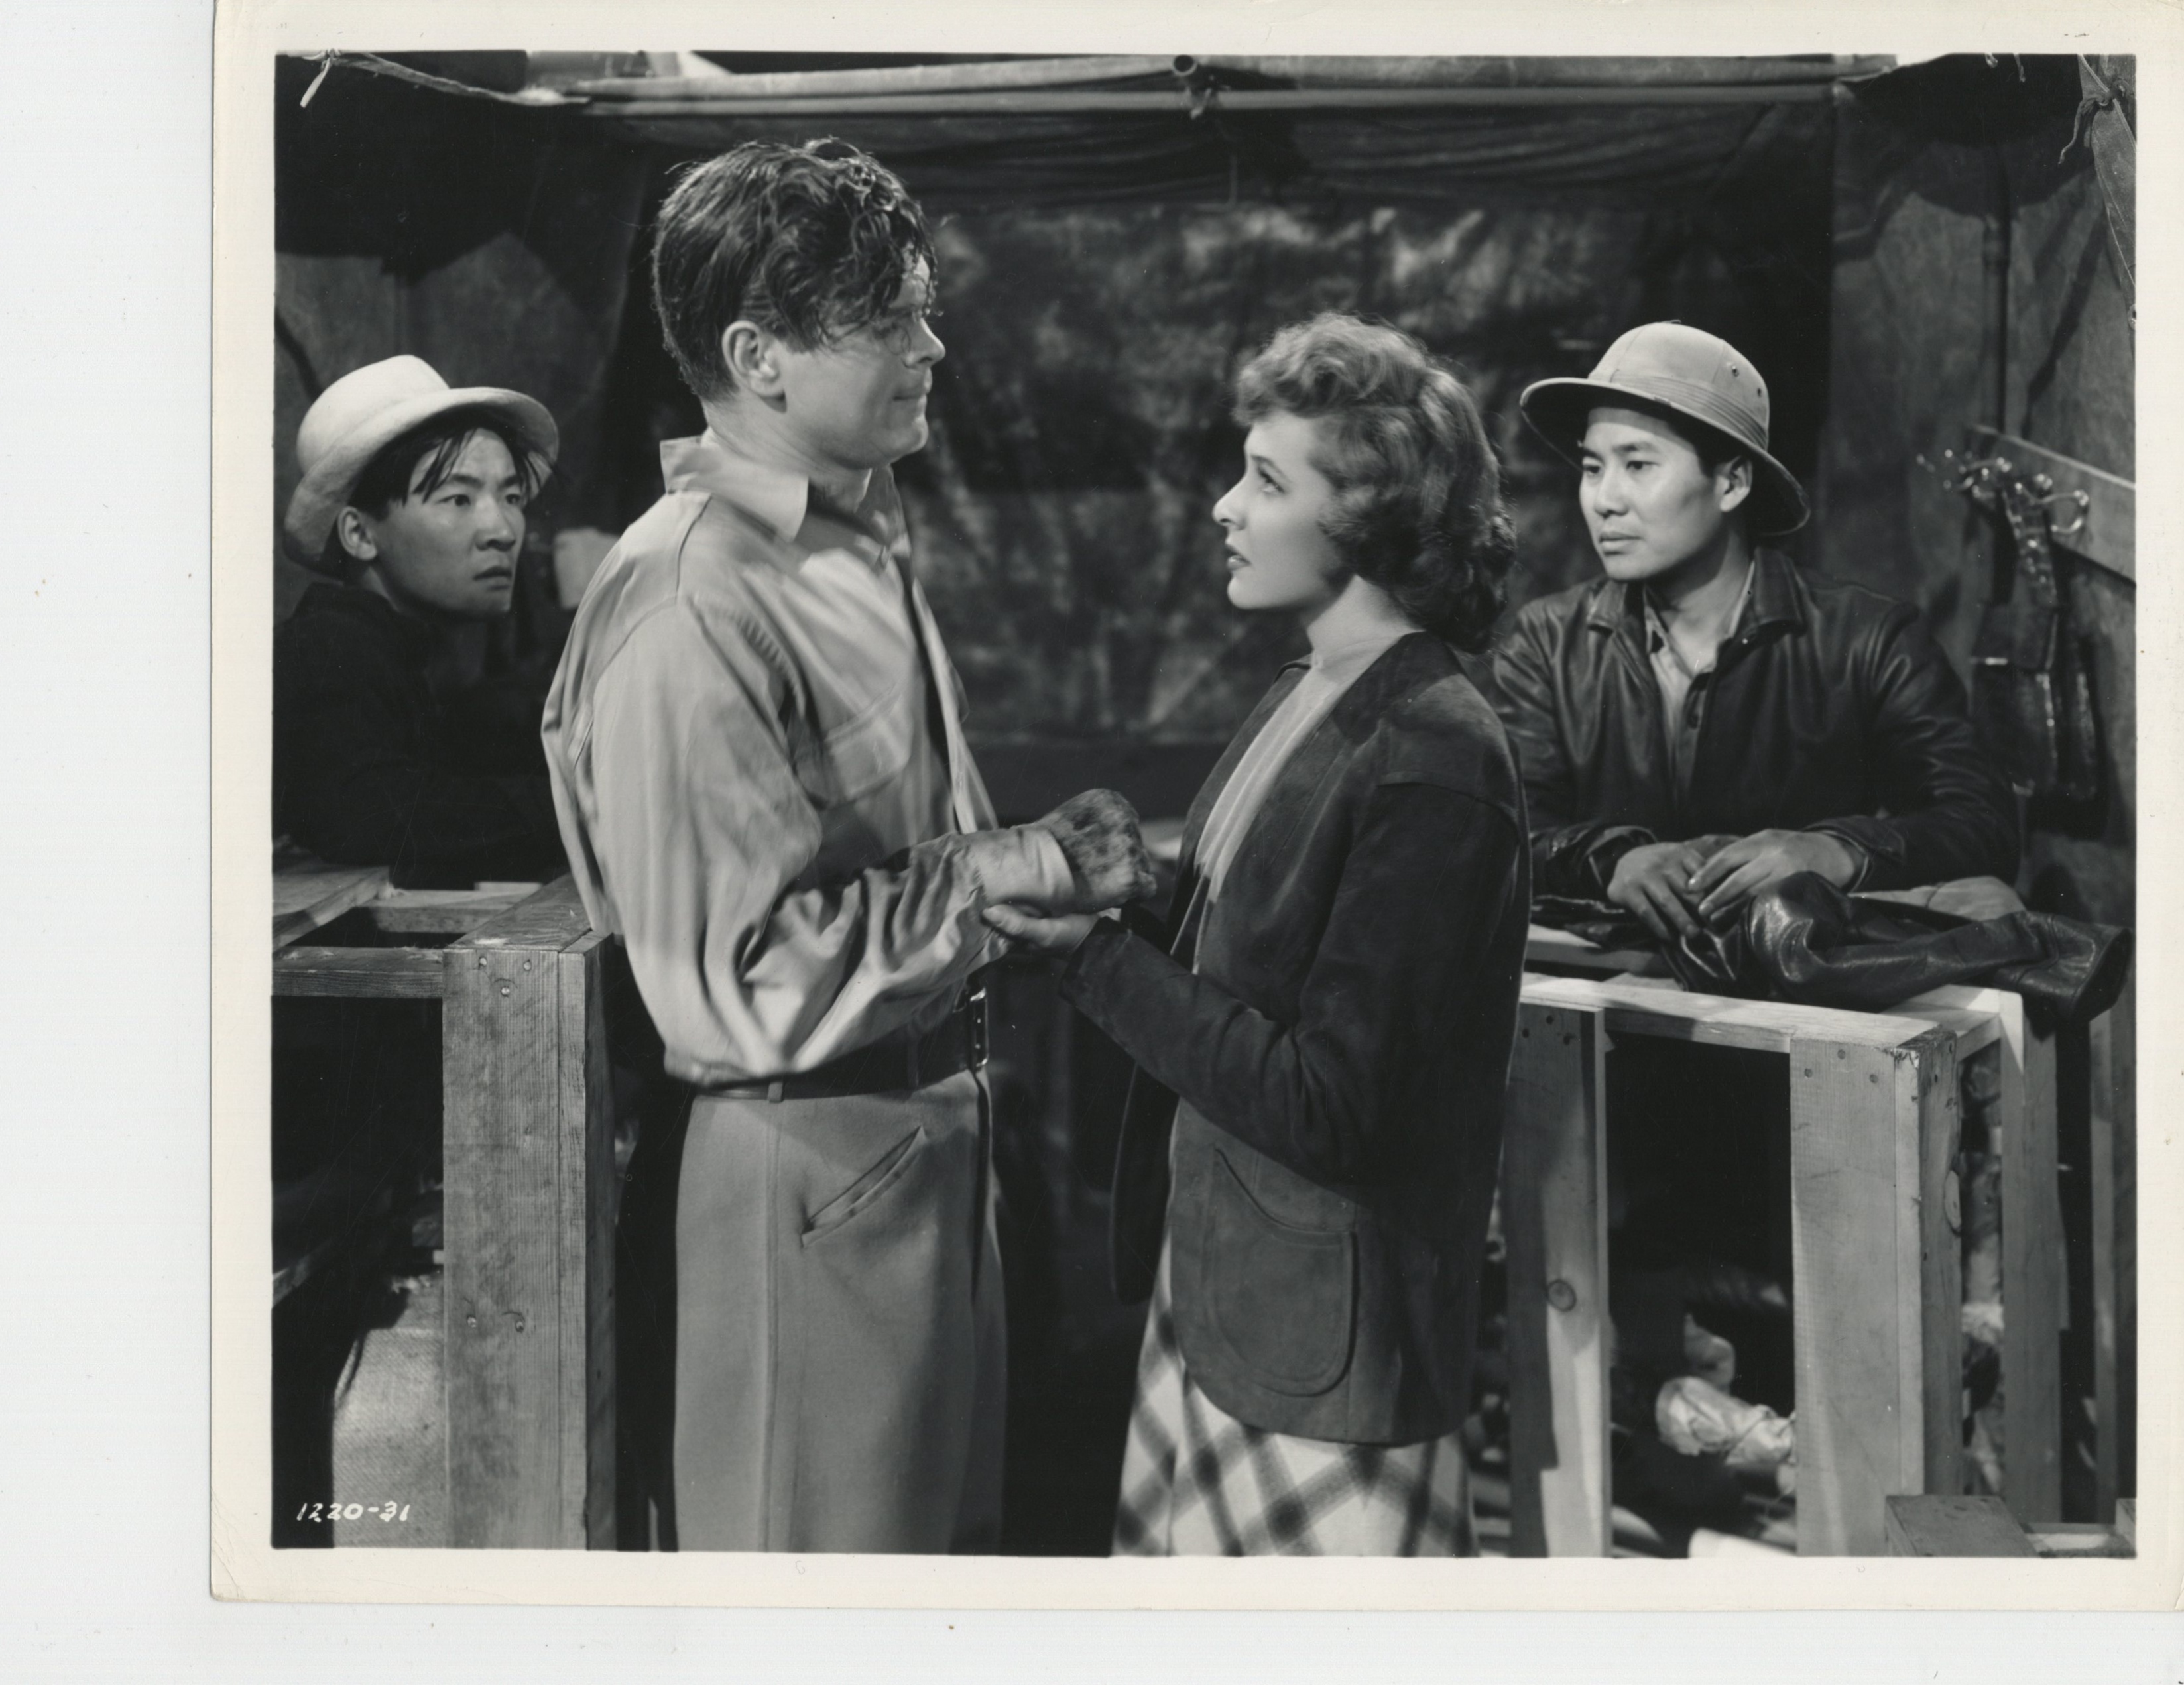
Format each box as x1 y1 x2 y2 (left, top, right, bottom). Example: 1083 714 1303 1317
1213 410 1345 618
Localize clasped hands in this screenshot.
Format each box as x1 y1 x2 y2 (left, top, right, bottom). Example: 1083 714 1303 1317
1607 829 1860 943
966 788 1156 957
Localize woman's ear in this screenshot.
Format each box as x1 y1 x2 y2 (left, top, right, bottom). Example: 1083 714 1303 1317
721 321 784 398
334 506 377 563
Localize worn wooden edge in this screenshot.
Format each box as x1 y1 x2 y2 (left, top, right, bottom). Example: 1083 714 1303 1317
1522 925 1667 978
1967 425 2134 581
273 945 446 999
1502 998 1610 1558
1521 972 1981 1056
1997 996 2065 1526
558 936 619 1549
1911 1027 1964 1502
272 862 393 950
1885 1495 2040 1557
365 888 530 935
448 875 593 954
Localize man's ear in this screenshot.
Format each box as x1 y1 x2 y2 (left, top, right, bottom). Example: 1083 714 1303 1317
1716 455 1754 516
334 506 378 563
721 321 785 398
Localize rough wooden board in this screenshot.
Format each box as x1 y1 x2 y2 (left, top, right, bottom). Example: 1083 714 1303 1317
1996 993 2065 1525
1885 1495 2039 1557
1914 1028 1964 1505
442 927 575 1548
273 945 446 999
1790 1030 1947 1555
452 875 591 954
2089 978 2134 1524
1502 998 1610 1557
1521 971 1992 1057
272 862 391 949
559 932 618 1549
2029 1523 2134 1558
1968 425 2134 581
365 888 529 936
1522 925 1666 978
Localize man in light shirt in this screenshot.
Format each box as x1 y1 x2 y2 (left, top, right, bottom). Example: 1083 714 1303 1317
542 139 1151 1553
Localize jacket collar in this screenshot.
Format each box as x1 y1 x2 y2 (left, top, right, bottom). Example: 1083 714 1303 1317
1583 547 1806 646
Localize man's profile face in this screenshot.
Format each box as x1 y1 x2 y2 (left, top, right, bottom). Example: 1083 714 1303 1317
1578 406 1743 585
771 262 945 477
345 430 528 622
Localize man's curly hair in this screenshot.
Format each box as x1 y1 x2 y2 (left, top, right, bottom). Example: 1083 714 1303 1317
1233 314 1516 652
651 138 936 402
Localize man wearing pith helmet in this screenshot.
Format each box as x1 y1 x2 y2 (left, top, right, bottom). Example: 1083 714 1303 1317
540 139 1153 1554
1492 320 2017 940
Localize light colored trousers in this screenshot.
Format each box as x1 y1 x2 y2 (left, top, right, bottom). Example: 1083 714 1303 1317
673 1069 1006 1553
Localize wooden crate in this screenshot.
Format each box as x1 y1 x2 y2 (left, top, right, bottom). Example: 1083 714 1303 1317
1502 960 2073 1556
273 866 617 1550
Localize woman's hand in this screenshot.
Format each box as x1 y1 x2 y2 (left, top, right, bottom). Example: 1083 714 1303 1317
983 903 1100 957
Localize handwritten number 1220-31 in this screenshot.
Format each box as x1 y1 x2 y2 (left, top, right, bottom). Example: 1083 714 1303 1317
296 1502 409 1523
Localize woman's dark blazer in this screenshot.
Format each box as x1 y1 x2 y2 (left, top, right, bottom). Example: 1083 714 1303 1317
1058 632 1530 1444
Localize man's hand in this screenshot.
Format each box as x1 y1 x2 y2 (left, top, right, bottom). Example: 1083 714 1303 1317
1689 829 1860 925
1034 789 1157 911
983 903 1099 957
1605 839 1719 941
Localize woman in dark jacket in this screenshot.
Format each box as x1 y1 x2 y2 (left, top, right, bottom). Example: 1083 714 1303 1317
986 315 1528 1556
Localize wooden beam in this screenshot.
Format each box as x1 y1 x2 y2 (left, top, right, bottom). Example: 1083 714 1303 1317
440 878 615 1548
1521 972 1998 1059
273 945 445 999
364 888 530 937
1502 998 1611 1556
273 862 390 949
2089 978 2134 1523
1994 993 2065 1525
1967 426 2134 582
1790 1027 1958 1554
1886 1495 2039 1557
1523 924 1666 978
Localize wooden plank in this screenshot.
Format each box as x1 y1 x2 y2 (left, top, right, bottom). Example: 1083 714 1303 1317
558 931 618 1549
273 945 446 999
273 862 391 949
1522 925 1666 978
1968 425 2134 581
1995 992 2065 1524
1885 1495 2039 1557
365 888 530 936
2029 1523 2134 1558
1790 1027 1953 1554
1916 1028 1965 1507
1502 998 1610 1556
455 875 592 953
2089 976 2134 1523
442 917 580 1548
1522 971 1986 1057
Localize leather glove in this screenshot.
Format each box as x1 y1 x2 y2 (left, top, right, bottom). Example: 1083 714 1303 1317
1030 788 1157 911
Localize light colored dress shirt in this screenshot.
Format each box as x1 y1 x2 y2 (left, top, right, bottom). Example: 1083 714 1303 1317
1193 620 1412 901
541 432 1069 1088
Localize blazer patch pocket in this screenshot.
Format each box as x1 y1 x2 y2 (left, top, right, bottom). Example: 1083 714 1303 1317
1204 1151 1356 1397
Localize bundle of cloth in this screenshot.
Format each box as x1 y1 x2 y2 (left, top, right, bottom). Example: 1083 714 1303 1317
1537 870 2132 1031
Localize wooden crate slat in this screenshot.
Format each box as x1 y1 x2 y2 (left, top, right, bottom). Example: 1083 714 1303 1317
365 888 531 936
274 945 446 999
558 931 619 1549
1502 998 1610 1557
1885 1495 2040 1556
1522 971 1992 1057
273 862 391 949
451 876 592 953
1996 993 2065 1525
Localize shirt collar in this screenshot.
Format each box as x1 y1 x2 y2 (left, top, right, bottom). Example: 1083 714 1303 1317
1589 548 1803 641
659 431 813 545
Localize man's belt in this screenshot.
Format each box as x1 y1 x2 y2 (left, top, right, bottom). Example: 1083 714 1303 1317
706 985 988 1103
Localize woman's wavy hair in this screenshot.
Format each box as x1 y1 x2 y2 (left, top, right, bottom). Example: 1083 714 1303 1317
652 138 935 402
1233 314 1516 651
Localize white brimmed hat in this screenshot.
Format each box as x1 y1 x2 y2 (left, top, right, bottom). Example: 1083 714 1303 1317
282 355 558 571
1518 322 1808 536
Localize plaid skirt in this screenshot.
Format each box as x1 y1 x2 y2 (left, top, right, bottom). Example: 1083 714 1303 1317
1111 1244 1475 1557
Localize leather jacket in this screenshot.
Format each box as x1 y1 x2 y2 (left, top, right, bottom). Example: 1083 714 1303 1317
1489 550 2019 901
1060 634 1528 1444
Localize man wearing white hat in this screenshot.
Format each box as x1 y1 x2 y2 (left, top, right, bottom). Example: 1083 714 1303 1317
1494 320 2018 941
275 355 568 888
